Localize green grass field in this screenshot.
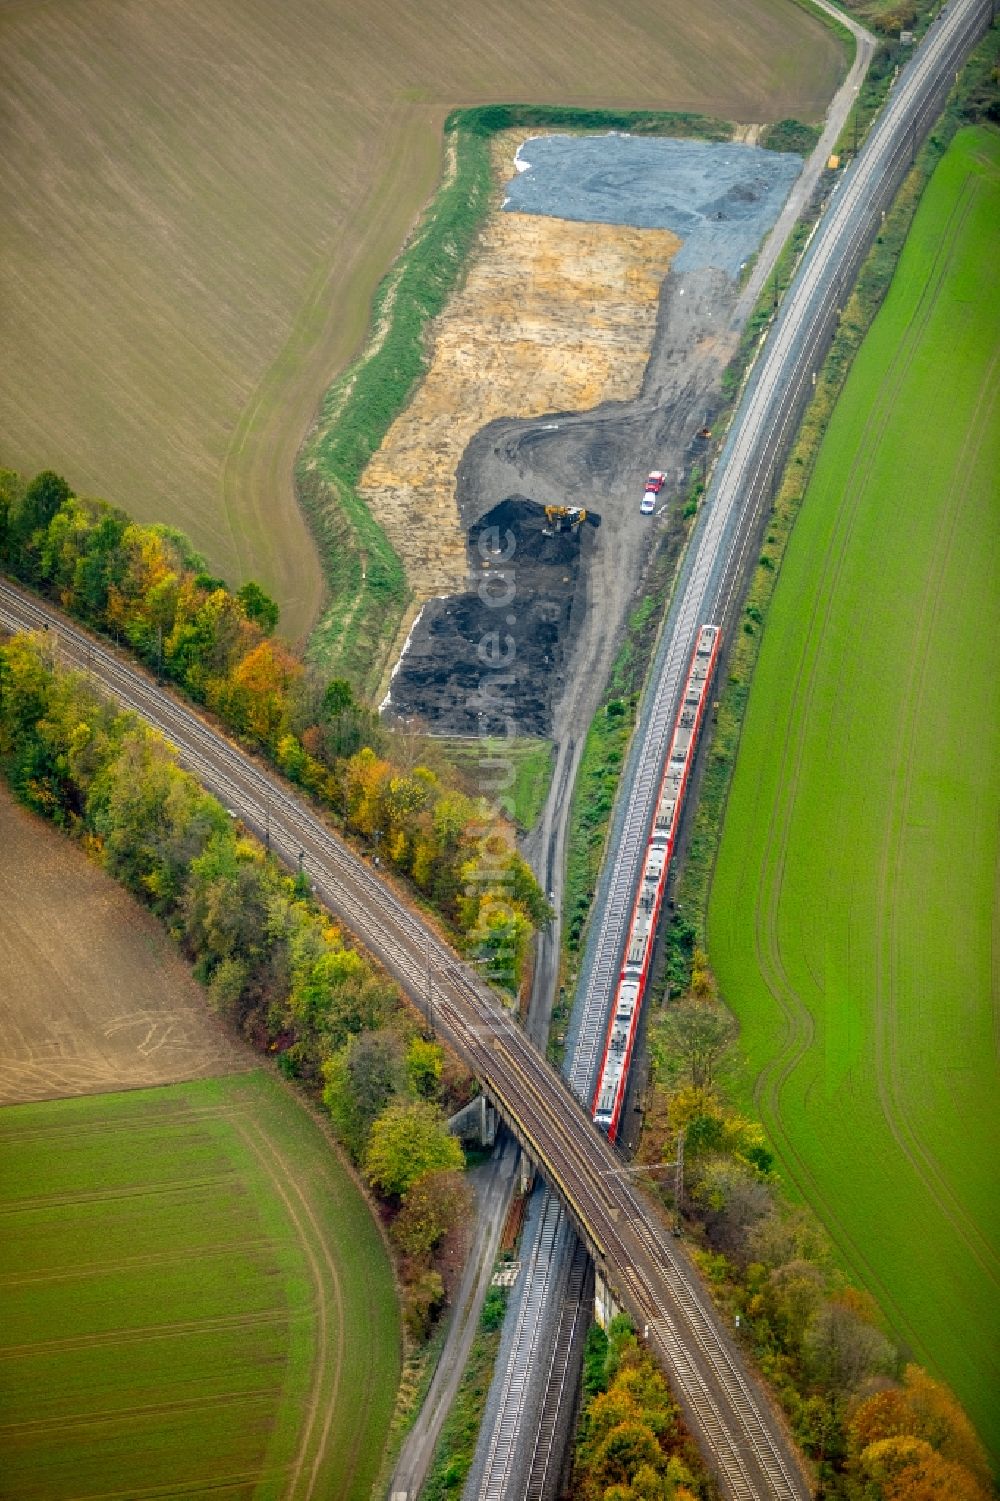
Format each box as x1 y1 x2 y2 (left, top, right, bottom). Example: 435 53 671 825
0 1071 400 1500
438 737 555 831
708 127 1000 1455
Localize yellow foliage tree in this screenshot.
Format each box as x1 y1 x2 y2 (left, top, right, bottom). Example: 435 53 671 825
344 746 390 839
848 1365 991 1489
223 638 301 744
857 1436 991 1501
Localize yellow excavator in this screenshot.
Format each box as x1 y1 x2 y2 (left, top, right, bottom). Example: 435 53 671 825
543 504 587 534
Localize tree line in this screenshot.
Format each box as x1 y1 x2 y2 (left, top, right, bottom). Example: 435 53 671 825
0 467 549 990
576 1316 705 1501
619 952 995 1501
0 631 473 1340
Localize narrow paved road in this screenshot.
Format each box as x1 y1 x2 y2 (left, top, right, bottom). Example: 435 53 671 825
0 576 811 1501
1 14 989 1493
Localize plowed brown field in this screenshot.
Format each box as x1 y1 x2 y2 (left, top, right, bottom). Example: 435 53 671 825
0 786 247 1103
0 0 845 640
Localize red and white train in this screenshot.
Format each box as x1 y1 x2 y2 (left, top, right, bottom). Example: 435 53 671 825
592 623 722 1140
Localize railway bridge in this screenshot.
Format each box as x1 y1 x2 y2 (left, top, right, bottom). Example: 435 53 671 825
0 576 810 1501
0 4 993 1493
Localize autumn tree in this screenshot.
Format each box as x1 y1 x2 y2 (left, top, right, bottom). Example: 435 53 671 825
574 1318 691 1501
392 1168 470 1259
236 580 279 635
848 1365 991 1489
344 745 391 838
320 676 380 761
854 1436 992 1501
218 638 301 745
10 469 71 566
323 1028 406 1158
0 468 26 563
402 1268 445 1341
688 946 717 1002
466 891 532 992
180 832 272 989
406 1035 444 1098
88 728 202 909
662 999 737 1089
804 1296 894 1396
365 1099 463 1199
592 1421 663 1491
760 1260 825 1356
694 1158 774 1262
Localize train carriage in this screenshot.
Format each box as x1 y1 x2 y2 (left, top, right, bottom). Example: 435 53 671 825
592 624 721 1137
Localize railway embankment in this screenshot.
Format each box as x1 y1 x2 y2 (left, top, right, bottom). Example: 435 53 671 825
632 33 1000 1494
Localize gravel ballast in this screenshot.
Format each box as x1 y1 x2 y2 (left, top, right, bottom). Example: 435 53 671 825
505 132 801 276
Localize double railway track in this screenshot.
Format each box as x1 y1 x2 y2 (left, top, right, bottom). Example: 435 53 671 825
0 576 807 1501
1 8 990 1494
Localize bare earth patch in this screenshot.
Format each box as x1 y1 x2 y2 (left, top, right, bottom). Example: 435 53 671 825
361 136 679 663
0 787 248 1104
0 0 844 638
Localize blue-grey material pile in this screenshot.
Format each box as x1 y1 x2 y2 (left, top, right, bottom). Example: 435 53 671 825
504 133 801 277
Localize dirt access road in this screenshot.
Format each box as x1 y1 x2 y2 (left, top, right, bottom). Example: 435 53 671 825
521 0 875 1033
469 259 739 878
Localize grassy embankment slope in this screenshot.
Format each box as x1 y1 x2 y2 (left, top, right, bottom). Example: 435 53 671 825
436 737 555 831
0 0 844 652
0 1072 400 1501
708 126 1000 1456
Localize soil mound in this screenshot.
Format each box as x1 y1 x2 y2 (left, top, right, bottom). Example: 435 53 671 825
506 133 801 277
384 497 599 737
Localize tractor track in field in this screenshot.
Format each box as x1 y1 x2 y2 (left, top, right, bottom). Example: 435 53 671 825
749 176 979 1343
873 336 1000 1288
0 1386 280 1436
230 1112 349 1501
0 1177 240 1213
0 1239 281 1288
61 1468 267 1501
0 1105 249 1139
0 1308 292 1361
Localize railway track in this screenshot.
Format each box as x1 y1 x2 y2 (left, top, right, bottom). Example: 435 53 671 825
0 575 809 1501
475 1 994 1491
523 1235 592 1501
1 9 990 1495
574 0 994 1132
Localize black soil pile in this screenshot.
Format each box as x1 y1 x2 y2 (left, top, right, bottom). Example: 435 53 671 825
385 497 600 737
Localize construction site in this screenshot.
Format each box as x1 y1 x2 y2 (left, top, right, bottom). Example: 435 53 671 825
374 130 800 740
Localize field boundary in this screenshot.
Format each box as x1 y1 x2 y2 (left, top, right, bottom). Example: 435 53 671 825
298 104 759 695
660 34 1000 977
